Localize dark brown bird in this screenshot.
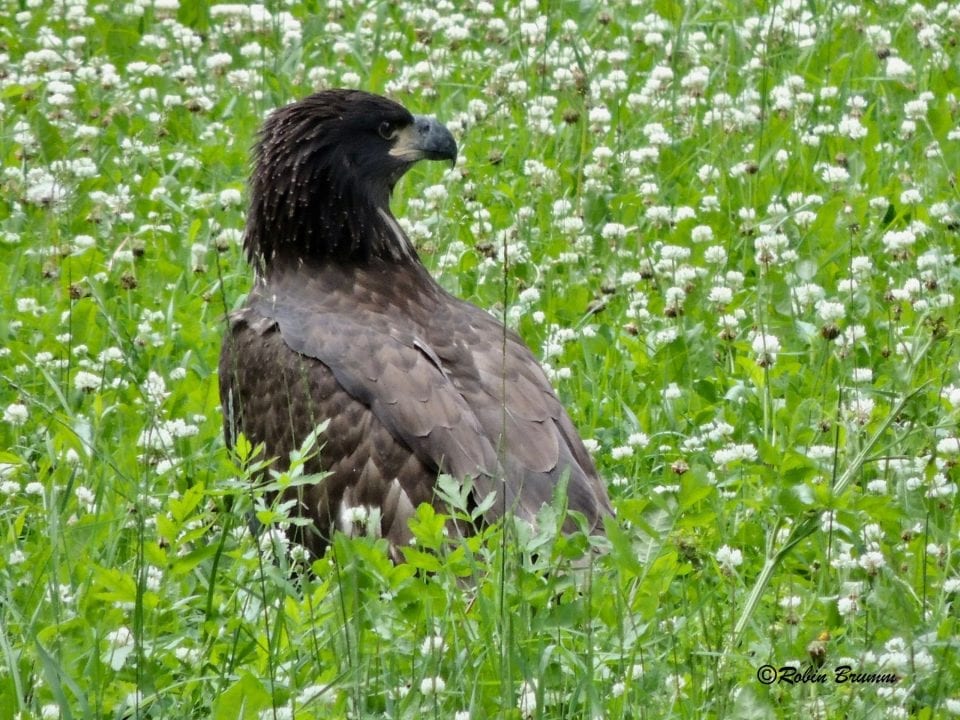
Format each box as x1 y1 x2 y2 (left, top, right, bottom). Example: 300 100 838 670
219 89 611 559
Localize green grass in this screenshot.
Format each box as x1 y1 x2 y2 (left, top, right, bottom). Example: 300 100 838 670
2 1 960 718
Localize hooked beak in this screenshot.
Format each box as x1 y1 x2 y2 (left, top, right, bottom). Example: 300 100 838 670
389 115 458 165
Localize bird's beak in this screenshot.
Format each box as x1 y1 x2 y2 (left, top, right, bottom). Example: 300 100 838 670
390 116 458 165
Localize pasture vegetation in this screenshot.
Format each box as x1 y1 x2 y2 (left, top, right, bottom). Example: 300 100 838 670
1 0 959 717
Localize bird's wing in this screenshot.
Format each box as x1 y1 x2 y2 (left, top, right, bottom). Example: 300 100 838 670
220 308 477 555
245 288 505 503
429 299 612 529
238 271 610 534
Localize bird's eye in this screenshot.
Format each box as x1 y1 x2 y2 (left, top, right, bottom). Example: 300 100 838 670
378 121 398 140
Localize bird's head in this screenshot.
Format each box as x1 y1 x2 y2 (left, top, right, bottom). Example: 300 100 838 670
245 89 457 270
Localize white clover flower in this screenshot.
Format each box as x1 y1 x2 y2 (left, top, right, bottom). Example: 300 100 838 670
143 371 169 405
653 327 679 347
74 371 102 392
704 245 727 263
681 65 709 93
806 445 835 460
628 432 649 447
26 171 68 207
419 676 446 695
206 52 233 70
815 299 845 323
861 523 883 544
851 367 873 383
75 485 96 512
660 244 691 261
175 646 202 664
866 479 888 494
885 56 914 80
751 332 781 367
339 504 368 530
929 201 952 220
845 395 875 425
420 635 445 654
259 527 290 557
588 105 611 130
4 402 28 426
850 256 873 276
646 205 672 224
697 165 719 184
16 297 43 315
707 285 733 305
937 437 960 455
820 511 840 533
423 184 448 204
900 188 923 205
643 122 671 145
754 231 788 266
794 283 824 307
99 347 124 364
858 551 886 574
289 543 310 565
838 115 868 139
145 565 163 592
903 99 928 119
718 314 740 335
216 228 243 249
644 31 665 47
218 188 242 207
927 474 957 499
882 229 917 252
713 443 758 465
716 545 743 571
691 225 713 243
837 595 858 618
664 286 686 309
517 287 540 306
664 672 687 697
820 165 850 183
611 445 633 460
601 222 628 240
137 418 199 452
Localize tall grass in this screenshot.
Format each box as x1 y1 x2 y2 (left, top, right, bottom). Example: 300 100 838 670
1 1 958 718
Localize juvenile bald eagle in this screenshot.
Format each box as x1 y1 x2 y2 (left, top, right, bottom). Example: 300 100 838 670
219 89 611 558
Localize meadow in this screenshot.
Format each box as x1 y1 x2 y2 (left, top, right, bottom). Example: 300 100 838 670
2 0 959 717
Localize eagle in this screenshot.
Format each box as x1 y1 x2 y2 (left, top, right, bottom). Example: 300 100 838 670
219 89 611 559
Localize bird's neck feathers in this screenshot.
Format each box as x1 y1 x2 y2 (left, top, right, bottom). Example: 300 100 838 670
244 151 419 273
